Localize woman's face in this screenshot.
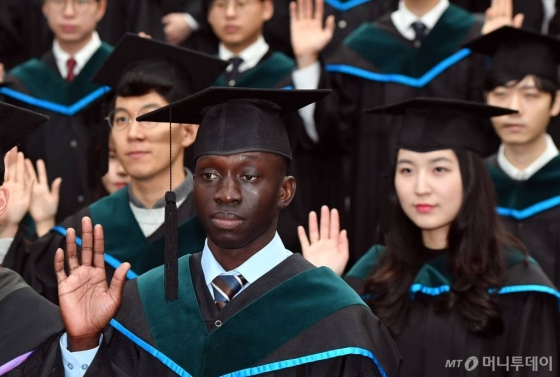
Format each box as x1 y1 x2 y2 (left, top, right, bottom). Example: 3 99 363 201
394 149 463 234
102 137 130 194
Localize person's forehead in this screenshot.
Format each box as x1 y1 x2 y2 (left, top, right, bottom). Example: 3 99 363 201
196 151 278 166
114 93 169 111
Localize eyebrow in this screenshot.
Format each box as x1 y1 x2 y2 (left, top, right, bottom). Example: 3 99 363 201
113 103 162 113
396 157 453 164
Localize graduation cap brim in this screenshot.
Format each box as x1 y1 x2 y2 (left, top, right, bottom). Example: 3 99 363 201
364 97 517 117
91 33 228 91
137 87 332 124
464 26 560 59
0 102 48 167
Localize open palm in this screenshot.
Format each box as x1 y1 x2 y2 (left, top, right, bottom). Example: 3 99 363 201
1 148 33 227
290 0 335 67
55 217 130 350
482 0 524 35
298 206 349 276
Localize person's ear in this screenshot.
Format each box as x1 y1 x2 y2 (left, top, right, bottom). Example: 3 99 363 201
95 0 108 22
262 0 274 22
0 187 10 218
550 90 560 117
180 124 200 148
277 176 295 210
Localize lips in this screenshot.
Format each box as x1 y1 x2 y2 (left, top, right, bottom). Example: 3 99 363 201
127 151 149 158
503 124 525 131
415 204 435 214
224 25 239 33
115 182 128 189
210 212 245 230
60 25 77 33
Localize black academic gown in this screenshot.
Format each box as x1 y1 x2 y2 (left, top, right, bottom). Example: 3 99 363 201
2 187 207 305
0 45 113 222
486 154 560 289
346 245 560 377
0 267 63 376
213 50 346 254
12 253 401 377
323 5 486 265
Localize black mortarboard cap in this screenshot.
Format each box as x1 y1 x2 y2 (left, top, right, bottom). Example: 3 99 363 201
464 26 560 85
137 87 330 301
91 33 228 96
365 98 517 154
0 101 48 172
137 87 332 162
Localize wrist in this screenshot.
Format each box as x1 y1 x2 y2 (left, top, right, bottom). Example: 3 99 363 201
67 335 101 352
296 53 319 69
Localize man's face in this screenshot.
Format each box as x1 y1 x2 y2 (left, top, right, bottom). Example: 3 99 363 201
487 76 560 146
110 92 197 182
194 152 294 250
207 0 273 49
42 0 107 44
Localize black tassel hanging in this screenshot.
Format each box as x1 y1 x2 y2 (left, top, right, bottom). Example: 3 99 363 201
164 191 179 301
164 107 179 301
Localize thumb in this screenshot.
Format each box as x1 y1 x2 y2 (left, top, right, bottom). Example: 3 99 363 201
109 262 131 301
51 177 62 198
325 15 336 35
513 13 524 28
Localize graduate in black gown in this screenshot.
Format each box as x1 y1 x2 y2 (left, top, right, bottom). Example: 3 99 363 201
301 98 560 376
0 0 112 223
0 102 64 376
464 27 560 288
0 35 228 304
206 0 345 253
11 87 402 377
298 0 527 264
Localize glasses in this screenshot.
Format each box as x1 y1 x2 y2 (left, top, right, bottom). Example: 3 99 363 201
210 0 258 12
45 0 98 13
106 107 162 131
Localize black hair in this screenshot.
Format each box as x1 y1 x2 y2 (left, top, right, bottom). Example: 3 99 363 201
363 149 526 338
484 71 559 107
113 67 188 107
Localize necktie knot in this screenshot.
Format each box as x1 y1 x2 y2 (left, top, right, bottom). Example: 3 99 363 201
66 58 77 83
411 21 427 44
226 57 244 86
212 274 247 310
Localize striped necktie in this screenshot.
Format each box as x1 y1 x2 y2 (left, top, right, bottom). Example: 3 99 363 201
212 274 247 310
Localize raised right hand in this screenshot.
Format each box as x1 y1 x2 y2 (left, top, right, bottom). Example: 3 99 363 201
55 217 130 351
298 205 349 276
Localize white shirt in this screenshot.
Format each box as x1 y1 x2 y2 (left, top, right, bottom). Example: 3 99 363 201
219 37 321 142
391 0 450 41
497 134 559 181
60 233 292 377
201 232 292 299
52 31 102 79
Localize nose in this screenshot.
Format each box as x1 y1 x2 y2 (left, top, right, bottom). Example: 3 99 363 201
215 175 241 204
126 119 145 141
63 1 77 16
414 170 431 196
225 1 237 17
508 92 522 114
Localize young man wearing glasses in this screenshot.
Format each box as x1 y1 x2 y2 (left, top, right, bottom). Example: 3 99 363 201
0 0 110 223
0 35 228 304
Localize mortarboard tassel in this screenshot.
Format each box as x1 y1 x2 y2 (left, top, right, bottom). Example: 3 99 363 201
164 107 179 301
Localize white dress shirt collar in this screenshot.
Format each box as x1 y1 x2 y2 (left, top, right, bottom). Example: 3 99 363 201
52 31 102 79
497 134 559 181
391 0 450 41
201 232 292 298
218 36 269 73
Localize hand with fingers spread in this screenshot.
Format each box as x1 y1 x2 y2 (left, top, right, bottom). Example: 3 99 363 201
298 205 349 276
25 159 62 237
0 147 34 238
55 217 130 352
482 0 524 35
290 0 335 69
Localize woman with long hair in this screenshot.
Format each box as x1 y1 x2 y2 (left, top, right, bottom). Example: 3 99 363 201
300 98 560 376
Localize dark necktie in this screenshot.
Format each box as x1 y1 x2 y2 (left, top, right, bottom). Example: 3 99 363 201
225 57 244 87
66 58 77 83
212 274 247 310
411 21 428 47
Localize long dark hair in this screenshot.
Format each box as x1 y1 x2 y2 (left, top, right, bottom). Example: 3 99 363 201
363 149 526 337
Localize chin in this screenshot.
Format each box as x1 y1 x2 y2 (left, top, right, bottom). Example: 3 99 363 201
409 216 449 231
